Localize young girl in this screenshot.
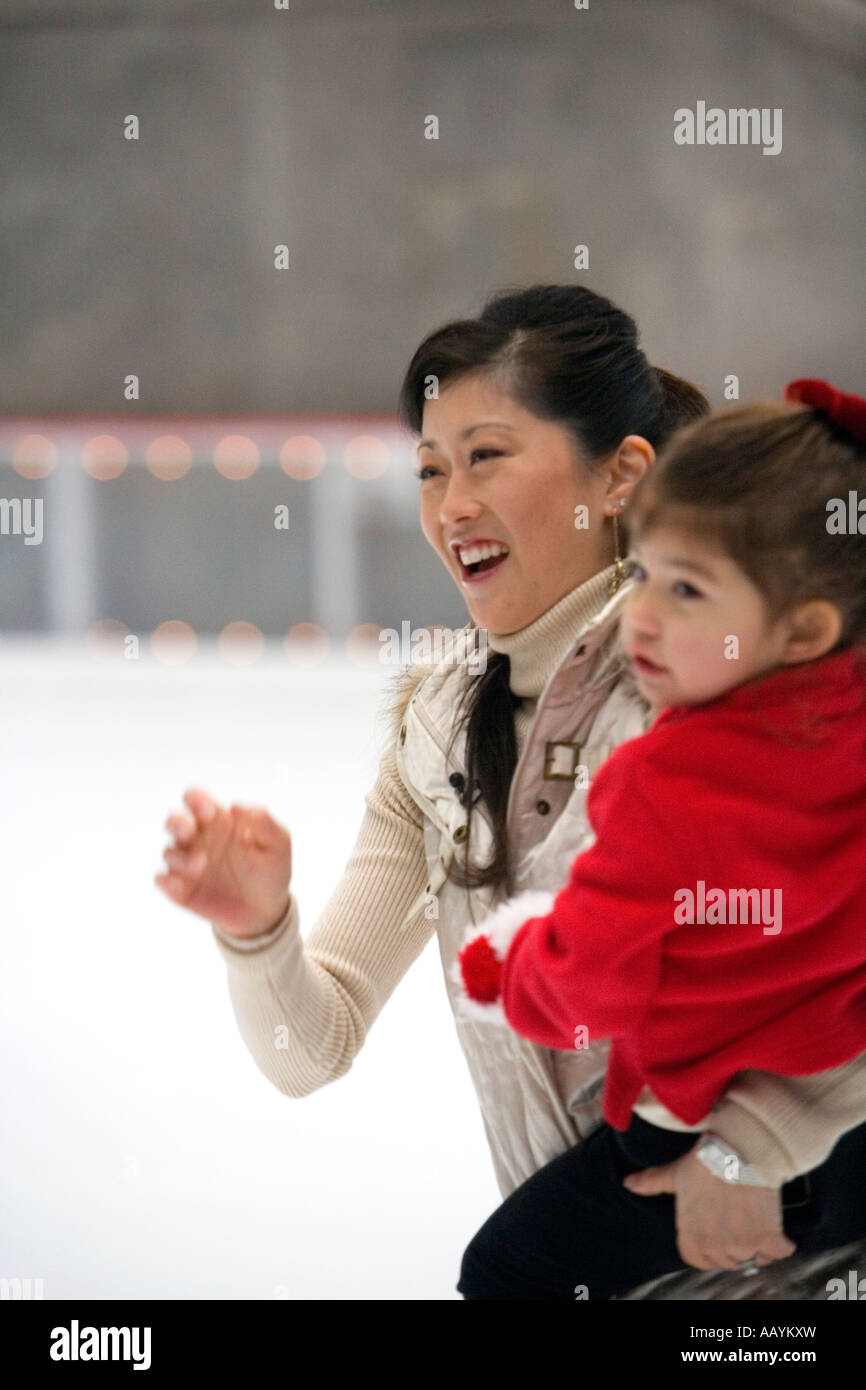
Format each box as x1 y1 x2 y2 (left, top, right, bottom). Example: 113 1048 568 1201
456 378 866 1300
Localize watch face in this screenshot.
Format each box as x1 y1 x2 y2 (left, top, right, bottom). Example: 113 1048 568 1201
721 1152 744 1182
698 1136 766 1186
699 1137 736 1179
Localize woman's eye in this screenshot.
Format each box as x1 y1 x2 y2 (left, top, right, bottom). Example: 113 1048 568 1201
414 449 500 479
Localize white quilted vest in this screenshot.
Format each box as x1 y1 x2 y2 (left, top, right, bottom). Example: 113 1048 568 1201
394 585 653 1197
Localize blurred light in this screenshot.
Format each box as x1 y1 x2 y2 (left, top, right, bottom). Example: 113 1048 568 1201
151 621 197 664
146 435 193 481
213 435 259 479
218 621 264 665
346 622 383 666
86 619 131 661
82 435 128 480
12 434 58 479
284 622 330 665
343 434 389 480
279 435 326 480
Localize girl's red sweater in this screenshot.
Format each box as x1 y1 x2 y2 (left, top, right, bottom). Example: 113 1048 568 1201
499 646 866 1129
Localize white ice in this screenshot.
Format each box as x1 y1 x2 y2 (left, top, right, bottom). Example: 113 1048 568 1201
0 640 501 1300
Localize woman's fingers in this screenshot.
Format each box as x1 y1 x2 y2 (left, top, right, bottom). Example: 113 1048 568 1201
154 870 189 899
230 804 290 851
161 846 207 878
756 1230 796 1261
165 811 197 846
678 1225 795 1271
182 786 219 826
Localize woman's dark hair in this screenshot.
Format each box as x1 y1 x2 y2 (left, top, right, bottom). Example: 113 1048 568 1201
397 283 709 894
626 400 866 648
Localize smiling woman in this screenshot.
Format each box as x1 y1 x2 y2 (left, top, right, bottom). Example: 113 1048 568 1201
410 374 653 636
397 287 706 893
159 283 866 1301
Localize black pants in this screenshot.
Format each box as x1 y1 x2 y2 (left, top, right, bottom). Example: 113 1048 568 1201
457 1113 866 1300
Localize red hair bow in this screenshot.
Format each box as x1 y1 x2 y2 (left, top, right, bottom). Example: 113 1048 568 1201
784 378 866 445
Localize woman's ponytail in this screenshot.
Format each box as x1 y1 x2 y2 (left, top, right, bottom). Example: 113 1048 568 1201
651 366 710 442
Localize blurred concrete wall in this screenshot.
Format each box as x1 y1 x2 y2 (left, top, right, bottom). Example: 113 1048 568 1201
0 0 863 635
2 0 863 414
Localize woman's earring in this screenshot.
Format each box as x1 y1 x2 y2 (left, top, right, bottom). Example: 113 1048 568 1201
608 502 629 597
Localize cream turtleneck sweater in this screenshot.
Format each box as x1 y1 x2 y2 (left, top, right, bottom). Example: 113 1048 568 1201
487 566 616 751
487 567 616 699
211 568 866 1186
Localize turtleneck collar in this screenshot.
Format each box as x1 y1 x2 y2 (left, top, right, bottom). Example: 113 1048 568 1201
485 565 619 699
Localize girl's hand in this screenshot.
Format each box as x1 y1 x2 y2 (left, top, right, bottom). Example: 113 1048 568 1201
623 1145 797 1271
155 786 293 938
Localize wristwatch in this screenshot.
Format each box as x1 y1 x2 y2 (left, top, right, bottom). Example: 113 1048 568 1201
695 1132 774 1187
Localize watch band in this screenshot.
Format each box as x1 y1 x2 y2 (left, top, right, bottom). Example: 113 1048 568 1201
695 1131 774 1187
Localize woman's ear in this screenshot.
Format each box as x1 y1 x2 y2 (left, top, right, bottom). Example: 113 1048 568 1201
604 435 655 512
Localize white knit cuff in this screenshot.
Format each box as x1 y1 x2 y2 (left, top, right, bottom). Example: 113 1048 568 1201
452 990 509 1027
463 890 556 959
451 890 556 1028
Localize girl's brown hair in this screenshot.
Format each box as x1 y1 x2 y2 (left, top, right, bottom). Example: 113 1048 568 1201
625 400 866 647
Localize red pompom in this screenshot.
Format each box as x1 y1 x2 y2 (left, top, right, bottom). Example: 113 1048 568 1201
784 378 866 445
458 934 503 1003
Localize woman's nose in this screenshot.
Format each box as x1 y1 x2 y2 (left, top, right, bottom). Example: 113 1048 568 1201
439 467 482 524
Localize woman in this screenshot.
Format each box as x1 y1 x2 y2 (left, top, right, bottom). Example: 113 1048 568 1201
155 285 866 1296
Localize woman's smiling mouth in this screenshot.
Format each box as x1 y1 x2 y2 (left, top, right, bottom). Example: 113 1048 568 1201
451 538 511 585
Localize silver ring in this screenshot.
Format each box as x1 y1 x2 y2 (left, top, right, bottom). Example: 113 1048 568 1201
737 1258 760 1277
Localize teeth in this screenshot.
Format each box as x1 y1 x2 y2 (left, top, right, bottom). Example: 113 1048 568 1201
457 541 508 566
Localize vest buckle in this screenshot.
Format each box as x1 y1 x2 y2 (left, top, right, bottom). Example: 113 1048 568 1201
543 740 583 780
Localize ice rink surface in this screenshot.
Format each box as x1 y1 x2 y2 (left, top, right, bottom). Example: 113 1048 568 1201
0 640 501 1300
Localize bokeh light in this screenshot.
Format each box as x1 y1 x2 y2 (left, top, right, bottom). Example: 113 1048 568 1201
279 434 326 480
213 435 259 480
346 622 384 666
146 435 193 481
86 619 132 662
343 434 389 480
218 621 265 665
11 434 58 479
151 620 197 665
82 435 128 480
284 622 330 665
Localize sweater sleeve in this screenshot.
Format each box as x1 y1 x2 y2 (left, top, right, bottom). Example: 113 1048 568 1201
209 740 434 1097
707 1055 866 1186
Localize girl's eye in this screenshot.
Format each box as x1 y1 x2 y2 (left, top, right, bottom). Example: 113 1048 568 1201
673 581 702 598
627 560 645 581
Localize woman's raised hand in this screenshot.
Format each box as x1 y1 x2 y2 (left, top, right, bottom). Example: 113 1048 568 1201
155 787 293 938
